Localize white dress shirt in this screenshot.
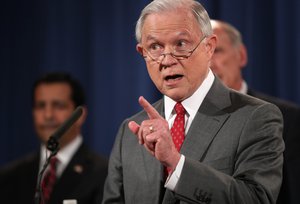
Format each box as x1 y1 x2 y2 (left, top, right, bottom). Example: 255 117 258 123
39 135 83 178
164 69 215 190
239 80 248 95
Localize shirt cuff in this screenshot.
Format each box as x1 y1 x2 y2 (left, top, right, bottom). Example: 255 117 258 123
164 154 185 191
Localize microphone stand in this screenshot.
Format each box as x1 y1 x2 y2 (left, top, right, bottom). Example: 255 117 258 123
34 139 59 204
33 106 82 204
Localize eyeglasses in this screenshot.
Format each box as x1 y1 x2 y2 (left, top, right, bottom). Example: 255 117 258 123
142 35 206 64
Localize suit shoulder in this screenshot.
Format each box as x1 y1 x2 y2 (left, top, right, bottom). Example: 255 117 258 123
229 89 275 108
77 144 108 171
249 90 300 116
0 152 38 187
224 89 283 121
0 152 38 174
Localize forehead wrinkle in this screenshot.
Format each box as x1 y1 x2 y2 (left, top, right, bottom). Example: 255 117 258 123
142 11 200 43
146 22 193 34
144 30 193 43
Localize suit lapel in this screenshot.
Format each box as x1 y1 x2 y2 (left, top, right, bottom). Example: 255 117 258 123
181 110 230 162
49 144 88 203
181 77 231 162
27 153 40 202
162 77 232 204
143 79 232 203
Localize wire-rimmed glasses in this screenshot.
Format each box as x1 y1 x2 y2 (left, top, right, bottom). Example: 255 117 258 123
142 35 207 64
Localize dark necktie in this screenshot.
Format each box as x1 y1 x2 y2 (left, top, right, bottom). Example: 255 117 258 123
41 156 58 204
166 102 186 175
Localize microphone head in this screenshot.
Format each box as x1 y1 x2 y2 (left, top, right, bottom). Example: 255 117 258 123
46 106 83 152
47 136 59 152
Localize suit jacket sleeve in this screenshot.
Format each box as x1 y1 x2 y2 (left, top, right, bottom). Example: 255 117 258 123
173 103 284 204
102 119 127 204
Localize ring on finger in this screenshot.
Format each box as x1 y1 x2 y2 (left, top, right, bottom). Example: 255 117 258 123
149 125 154 133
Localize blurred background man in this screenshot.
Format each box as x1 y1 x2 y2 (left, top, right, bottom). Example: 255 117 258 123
210 19 300 204
0 72 108 204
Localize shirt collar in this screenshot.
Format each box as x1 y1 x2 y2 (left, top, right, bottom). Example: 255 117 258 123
164 69 215 120
239 80 248 94
40 135 83 168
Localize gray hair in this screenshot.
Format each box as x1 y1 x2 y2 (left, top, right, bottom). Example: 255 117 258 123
135 0 212 43
211 19 243 47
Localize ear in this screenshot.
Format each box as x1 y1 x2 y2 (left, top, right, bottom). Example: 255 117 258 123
136 43 144 56
205 35 217 58
238 44 248 68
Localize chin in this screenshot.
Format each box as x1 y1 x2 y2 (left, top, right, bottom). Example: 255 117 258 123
37 132 53 143
166 92 186 102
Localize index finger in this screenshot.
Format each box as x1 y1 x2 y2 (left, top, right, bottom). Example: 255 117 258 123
138 96 162 119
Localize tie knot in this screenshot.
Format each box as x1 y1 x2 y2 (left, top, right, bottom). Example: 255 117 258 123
174 102 185 115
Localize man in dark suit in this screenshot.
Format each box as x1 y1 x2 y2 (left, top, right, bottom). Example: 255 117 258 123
102 0 284 203
0 72 108 204
210 19 300 204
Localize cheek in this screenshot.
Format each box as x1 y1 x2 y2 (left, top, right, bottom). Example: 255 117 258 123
223 52 238 65
33 113 42 126
215 56 228 68
147 65 161 84
189 70 203 85
188 58 207 75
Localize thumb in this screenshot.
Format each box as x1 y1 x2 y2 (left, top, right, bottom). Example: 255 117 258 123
128 121 140 135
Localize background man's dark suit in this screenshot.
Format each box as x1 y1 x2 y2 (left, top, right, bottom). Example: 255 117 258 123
210 19 300 204
0 144 107 204
248 89 300 204
0 72 108 204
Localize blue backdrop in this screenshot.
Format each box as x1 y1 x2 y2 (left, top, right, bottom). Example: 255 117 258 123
1 0 299 166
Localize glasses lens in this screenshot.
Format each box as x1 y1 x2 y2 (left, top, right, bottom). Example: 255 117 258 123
172 51 190 59
145 37 205 62
150 51 162 59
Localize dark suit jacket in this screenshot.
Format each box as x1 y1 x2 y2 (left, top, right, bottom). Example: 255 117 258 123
248 89 300 204
0 143 108 204
102 78 284 204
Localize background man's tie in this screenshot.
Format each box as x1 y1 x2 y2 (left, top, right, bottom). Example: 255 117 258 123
41 156 58 204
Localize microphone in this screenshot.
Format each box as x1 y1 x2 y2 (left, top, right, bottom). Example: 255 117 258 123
47 106 83 152
35 106 83 204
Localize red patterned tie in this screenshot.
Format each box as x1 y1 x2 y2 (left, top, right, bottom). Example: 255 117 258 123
171 102 186 151
41 157 58 204
166 102 186 175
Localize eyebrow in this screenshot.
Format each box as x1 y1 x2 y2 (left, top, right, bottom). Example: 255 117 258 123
145 35 158 42
145 32 191 42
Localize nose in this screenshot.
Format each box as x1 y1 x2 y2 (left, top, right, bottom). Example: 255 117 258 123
44 106 54 120
159 52 177 68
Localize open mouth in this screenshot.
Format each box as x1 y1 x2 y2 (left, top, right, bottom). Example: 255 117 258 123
165 74 183 81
